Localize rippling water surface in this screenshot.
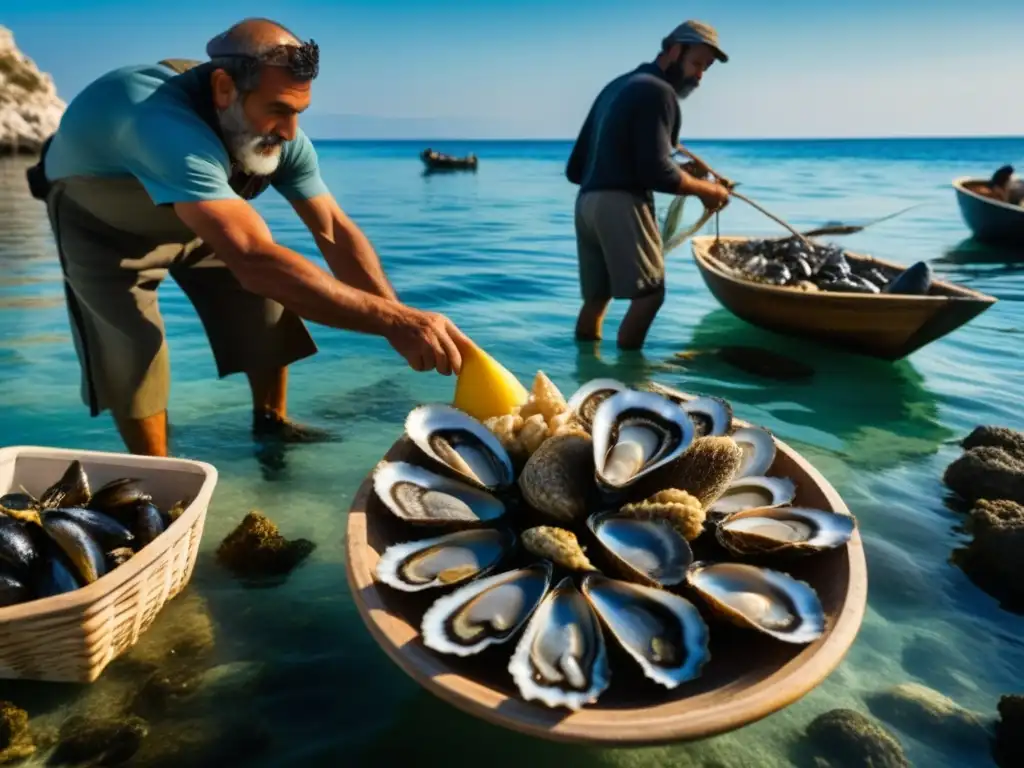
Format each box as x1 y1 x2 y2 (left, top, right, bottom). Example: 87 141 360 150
1 137 1022 766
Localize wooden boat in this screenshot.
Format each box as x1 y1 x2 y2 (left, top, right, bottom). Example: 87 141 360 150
691 235 997 361
345 390 867 746
953 176 1024 248
420 148 479 172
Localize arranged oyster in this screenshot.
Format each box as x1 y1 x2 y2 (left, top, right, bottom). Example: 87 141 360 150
592 390 694 491
731 426 777 478
369 376 853 711
421 563 553 657
508 576 610 711
373 461 507 526
518 434 596 523
716 507 856 556
566 378 628 431
375 528 516 592
581 573 710 689
685 562 825 644
521 526 595 572
707 475 797 520
406 403 515 490
587 509 694 588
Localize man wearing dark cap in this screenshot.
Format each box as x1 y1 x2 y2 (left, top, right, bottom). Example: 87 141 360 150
29 18 472 458
566 20 732 350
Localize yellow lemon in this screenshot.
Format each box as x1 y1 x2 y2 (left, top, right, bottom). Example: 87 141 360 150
453 341 528 421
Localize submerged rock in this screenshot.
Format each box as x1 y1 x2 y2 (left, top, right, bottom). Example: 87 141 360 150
952 498 1024 612
0 26 65 154
0 700 34 764
994 694 1024 768
943 446 1024 506
115 591 216 676
962 425 1024 463
865 682 992 754
47 714 148 766
215 511 316 580
804 708 907 768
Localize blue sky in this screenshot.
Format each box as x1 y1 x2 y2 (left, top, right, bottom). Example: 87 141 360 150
4 0 1022 139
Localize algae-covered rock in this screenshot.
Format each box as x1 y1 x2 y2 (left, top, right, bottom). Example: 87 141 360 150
864 682 992 754
994 694 1024 768
962 425 1024 463
970 498 1024 530
131 661 263 722
127 715 272 768
952 499 1024 613
47 714 148 766
215 511 316 579
0 700 34 764
804 708 908 768
943 446 1024 505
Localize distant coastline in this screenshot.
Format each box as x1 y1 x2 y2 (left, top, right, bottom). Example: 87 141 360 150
308 135 1024 145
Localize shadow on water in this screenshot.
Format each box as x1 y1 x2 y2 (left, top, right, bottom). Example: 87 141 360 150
656 308 953 469
934 236 1024 269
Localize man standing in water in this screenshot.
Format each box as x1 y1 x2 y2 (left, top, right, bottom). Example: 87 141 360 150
566 20 733 350
30 18 471 457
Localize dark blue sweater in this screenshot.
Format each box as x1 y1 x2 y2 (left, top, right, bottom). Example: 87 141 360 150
566 63 682 198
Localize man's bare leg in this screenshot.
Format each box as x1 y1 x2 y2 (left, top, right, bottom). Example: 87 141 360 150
617 288 665 351
575 298 611 341
114 411 169 457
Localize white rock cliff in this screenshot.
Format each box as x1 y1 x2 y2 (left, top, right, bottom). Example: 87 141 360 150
0 26 65 154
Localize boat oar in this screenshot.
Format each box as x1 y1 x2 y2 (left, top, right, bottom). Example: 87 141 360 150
674 144 815 248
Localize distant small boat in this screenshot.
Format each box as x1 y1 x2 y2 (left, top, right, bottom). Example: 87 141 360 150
953 177 1024 248
691 235 997 361
420 148 479 172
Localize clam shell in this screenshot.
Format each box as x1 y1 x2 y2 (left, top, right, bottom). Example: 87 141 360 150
421 562 553 657
716 506 856 556
685 561 825 644
375 527 515 592
581 573 710 689
591 389 694 491
731 427 777 478
507 576 610 711
405 404 515 490
373 461 506 526
706 475 796 521
587 509 694 588
565 379 628 431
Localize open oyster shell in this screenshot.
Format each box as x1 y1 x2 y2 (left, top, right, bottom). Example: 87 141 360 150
375 527 516 592
587 509 694 588
706 475 797 521
566 379 628 431
373 461 507 526
406 403 515 490
716 506 856 556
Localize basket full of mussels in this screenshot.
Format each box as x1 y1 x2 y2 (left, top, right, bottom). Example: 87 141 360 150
0 445 218 683
345 375 868 745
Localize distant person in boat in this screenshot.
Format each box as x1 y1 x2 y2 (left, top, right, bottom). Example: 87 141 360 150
26 18 471 458
565 19 732 350
977 165 1024 205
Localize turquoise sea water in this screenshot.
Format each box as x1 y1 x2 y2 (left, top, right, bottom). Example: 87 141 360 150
1 136 1023 766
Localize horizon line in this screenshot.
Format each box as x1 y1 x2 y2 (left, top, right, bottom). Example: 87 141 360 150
307 134 1024 143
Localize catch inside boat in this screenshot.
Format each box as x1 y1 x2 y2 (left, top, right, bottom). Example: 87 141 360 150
421 148 479 172
691 235 997 361
345 372 867 746
953 177 1024 248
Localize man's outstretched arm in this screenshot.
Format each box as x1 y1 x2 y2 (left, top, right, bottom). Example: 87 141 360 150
289 193 398 301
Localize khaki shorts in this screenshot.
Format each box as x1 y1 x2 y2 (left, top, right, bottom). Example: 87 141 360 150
45 179 318 421
574 190 665 301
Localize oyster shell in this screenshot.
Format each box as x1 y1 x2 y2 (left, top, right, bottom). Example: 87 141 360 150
685 561 825 644
587 509 694 588
619 489 706 541
591 390 694 491
373 461 506 526
518 434 596 523
566 379 628 431
375 527 515 592
421 563 553 657
405 404 515 490
706 476 797 521
508 576 610 711
716 507 856 556
521 526 596 572
680 396 734 437
581 573 710 688
731 426 777 478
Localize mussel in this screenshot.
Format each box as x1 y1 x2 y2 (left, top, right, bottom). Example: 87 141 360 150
38 460 91 510
88 478 151 516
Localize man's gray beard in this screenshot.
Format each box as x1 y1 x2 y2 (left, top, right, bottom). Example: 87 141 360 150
218 98 283 177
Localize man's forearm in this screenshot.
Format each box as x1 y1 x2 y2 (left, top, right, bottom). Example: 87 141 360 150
318 224 399 302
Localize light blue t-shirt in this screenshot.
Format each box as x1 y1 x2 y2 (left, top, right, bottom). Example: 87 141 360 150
45 62 329 205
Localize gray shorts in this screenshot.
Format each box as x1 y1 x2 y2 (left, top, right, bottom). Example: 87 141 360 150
574 190 665 301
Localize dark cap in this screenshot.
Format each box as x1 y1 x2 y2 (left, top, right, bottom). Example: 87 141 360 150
665 20 728 63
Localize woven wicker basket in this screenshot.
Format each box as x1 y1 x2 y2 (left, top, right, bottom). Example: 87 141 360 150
0 445 218 683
